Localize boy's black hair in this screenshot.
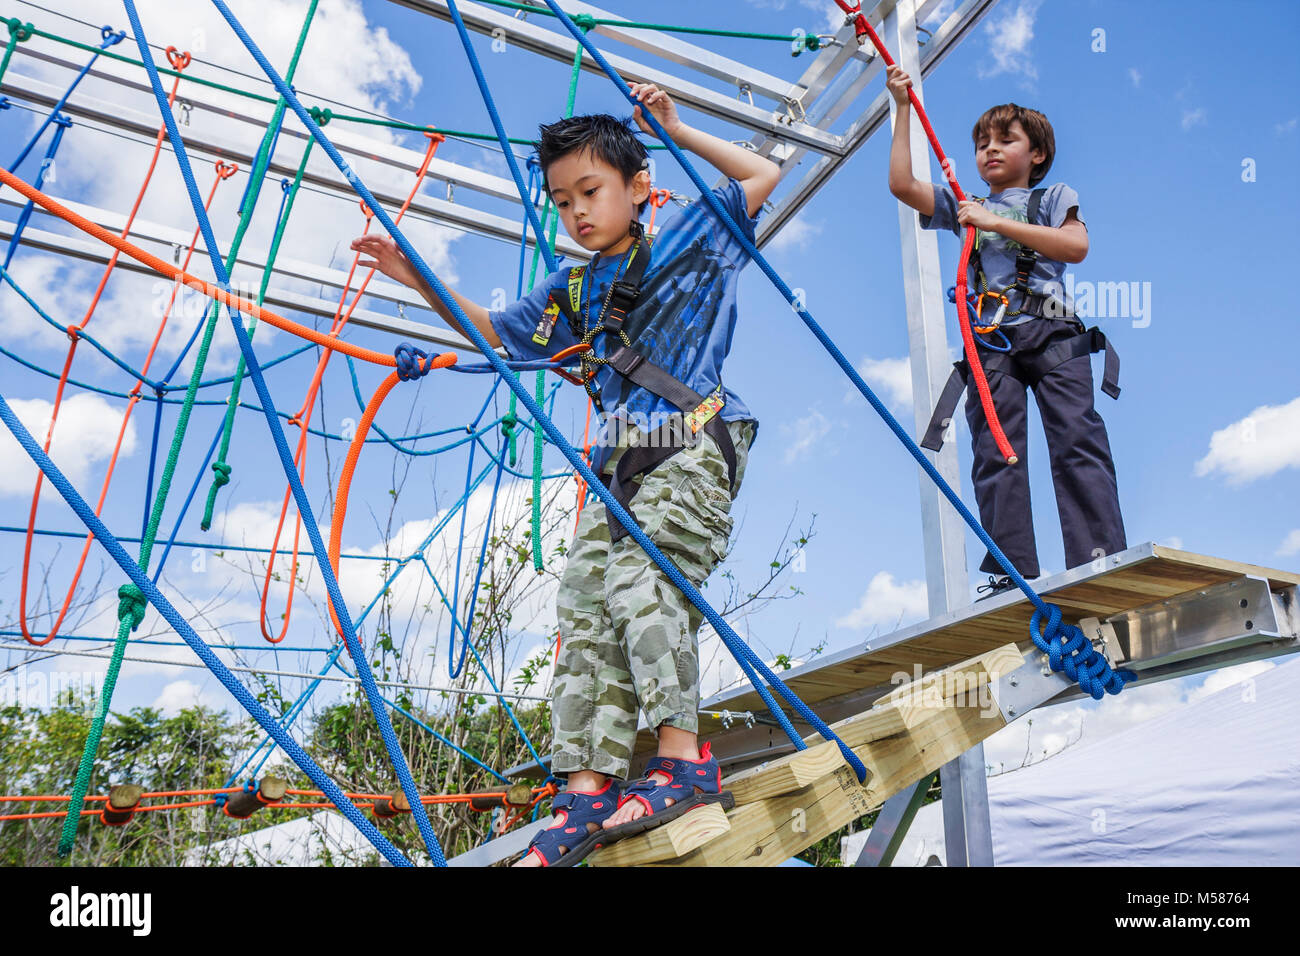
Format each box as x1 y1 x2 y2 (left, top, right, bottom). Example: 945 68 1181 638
536 113 651 215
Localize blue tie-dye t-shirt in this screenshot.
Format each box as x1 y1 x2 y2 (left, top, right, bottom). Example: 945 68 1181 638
489 177 760 475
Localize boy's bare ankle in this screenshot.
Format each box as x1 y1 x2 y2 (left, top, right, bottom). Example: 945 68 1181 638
566 770 609 793
656 724 700 761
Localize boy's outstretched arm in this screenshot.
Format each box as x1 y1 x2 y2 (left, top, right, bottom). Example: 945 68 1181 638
885 65 934 216
351 233 502 349
630 82 779 218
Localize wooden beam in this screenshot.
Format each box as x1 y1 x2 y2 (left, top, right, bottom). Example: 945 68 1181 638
669 698 1005 866
598 644 1023 865
586 803 731 867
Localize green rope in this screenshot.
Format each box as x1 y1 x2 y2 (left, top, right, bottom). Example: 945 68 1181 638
1 18 34 86
17 20 672 149
201 115 323 531
472 0 820 46
56 2 320 859
521 27 585 572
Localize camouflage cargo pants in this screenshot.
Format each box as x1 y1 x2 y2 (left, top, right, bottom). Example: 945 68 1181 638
551 418 755 779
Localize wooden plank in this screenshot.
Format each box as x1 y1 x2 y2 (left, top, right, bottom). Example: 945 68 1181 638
715 644 1019 807
668 699 1006 866
586 803 730 867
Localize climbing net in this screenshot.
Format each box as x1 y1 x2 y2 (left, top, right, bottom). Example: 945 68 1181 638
0 0 1133 867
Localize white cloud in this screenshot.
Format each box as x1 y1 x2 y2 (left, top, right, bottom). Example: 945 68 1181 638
780 408 831 464
1278 529 1300 557
845 355 912 409
765 215 821 254
1274 117 1297 135
5 0 459 378
0 393 138 499
977 0 1042 82
834 571 928 632
1160 536 1184 550
1181 108 1207 130
1127 67 1142 88
153 678 224 715
1193 396 1300 485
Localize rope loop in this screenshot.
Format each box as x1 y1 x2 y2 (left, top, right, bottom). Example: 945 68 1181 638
214 160 239 180
394 342 435 381
165 46 192 71
99 26 127 48
6 19 35 43
308 105 332 126
116 582 147 631
1029 605 1136 700
210 461 232 489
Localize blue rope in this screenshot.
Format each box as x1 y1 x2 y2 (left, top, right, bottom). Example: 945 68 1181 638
151 418 226 583
6 25 123 173
208 0 872 779
537 0 1135 704
0 391 411 865
3 113 72 270
124 0 445 865
447 376 503 677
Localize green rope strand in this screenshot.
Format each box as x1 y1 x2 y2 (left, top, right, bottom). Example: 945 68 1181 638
1 18 34 85
201 128 319 530
56 2 320 859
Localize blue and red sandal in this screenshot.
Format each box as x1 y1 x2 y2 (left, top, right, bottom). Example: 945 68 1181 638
600 742 734 843
520 779 620 867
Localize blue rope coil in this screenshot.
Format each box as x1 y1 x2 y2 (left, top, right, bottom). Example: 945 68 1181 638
1029 605 1136 699
394 341 439 381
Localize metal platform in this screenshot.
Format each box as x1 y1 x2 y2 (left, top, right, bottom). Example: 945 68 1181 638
500 542 1299 784
665 543 1300 776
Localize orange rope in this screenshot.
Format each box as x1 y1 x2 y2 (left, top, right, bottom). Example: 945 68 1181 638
259 133 443 643
0 167 407 368
16 49 198 646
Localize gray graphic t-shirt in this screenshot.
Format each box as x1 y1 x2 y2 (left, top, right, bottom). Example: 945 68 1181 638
920 182 1084 326
489 177 760 475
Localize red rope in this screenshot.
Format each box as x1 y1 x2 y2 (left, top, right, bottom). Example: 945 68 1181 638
833 2 1017 464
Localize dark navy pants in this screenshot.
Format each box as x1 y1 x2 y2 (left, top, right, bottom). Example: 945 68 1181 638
965 317 1126 578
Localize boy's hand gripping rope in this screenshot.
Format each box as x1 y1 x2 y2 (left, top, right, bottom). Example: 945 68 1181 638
832 0 1016 465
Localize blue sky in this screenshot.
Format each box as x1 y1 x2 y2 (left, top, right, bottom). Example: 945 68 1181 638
0 0 1297 781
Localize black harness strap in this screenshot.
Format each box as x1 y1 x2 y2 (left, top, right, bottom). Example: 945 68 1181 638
920 325 1121 452
548 237 738 543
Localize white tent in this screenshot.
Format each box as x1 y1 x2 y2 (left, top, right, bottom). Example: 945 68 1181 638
844 654 1300 866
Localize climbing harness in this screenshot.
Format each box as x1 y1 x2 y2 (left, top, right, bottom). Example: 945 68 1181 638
919 188 1122 453
543 221 737 543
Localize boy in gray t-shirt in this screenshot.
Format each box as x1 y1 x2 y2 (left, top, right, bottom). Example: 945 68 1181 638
885 65 1126 590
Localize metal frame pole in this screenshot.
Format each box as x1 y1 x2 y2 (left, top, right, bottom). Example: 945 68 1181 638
885 0 993 867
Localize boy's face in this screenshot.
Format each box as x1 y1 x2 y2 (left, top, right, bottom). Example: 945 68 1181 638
974 119 1045 190
546 148 651 254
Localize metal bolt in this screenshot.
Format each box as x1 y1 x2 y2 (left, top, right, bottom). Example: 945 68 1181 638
1008 676 1019 687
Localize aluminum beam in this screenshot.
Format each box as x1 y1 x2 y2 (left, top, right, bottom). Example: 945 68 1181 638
757 0 1000 246
1 68 589 260
0 218 486 354
384 0 845 155
9 43 530 205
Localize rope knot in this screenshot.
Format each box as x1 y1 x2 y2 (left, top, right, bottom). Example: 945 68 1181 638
572 13 597 31
211 461 232 488
99 26 126 48
7 18 34 42
309 106 333 127
394 342 435 381
1030 604 1135 700
117 583 147 631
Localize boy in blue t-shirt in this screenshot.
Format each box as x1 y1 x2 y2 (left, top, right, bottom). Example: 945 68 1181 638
351 83 779 865
885 65 1126 593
